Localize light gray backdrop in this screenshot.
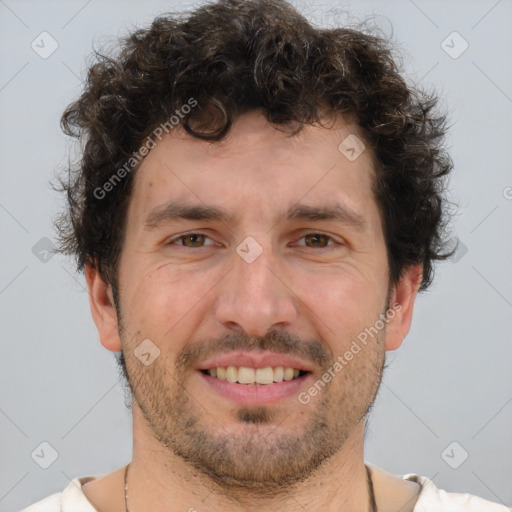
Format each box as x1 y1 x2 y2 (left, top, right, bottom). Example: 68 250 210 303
1 0 511 510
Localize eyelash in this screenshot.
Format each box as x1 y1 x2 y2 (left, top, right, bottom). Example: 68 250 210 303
165 231 340 249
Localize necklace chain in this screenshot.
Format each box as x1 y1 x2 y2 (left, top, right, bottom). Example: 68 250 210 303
124 463 377 512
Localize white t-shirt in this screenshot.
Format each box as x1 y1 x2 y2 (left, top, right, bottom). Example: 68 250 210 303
22 464 511 512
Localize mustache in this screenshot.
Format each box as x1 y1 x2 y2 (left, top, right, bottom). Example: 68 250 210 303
175 329 333 371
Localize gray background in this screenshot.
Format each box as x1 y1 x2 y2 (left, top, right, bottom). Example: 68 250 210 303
1 0 511 510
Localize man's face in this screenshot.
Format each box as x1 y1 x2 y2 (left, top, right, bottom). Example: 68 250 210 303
111 111 394 489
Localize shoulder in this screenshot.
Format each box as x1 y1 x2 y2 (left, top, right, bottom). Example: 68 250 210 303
20 476 99 512
367 463 510 512
403 473 511 512
20 493 62 512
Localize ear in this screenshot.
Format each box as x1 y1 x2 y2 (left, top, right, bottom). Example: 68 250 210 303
384 264 423 351
85 264 122 352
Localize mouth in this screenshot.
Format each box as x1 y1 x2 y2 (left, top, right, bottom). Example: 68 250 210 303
199 368 310 406
200 366 309 385
196 352 314 405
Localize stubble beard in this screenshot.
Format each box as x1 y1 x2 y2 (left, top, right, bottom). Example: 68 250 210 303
118 326 386 494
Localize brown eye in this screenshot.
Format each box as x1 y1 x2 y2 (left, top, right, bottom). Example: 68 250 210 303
168 233 214 248
180 234 206 247
303 233 332 248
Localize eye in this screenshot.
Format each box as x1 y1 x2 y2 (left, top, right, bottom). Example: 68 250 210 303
295 233 336 249
165 231 339 250
166 232 215 248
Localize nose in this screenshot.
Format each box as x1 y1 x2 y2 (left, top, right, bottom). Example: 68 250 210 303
213 239 298 337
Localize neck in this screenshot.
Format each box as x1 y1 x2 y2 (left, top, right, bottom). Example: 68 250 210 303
127 406 373 512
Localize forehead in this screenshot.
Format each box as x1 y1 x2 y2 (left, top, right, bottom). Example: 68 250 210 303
126 110 379 229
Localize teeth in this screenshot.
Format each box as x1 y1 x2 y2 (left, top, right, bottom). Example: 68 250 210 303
237 366 255 384
256 367 274 385
283 367 294 381
273 367 284 382
226 366 238 383
205 366 304 385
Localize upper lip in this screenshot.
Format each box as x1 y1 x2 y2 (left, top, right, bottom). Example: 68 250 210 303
196 351 314 372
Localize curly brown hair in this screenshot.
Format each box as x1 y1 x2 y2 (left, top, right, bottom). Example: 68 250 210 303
54 0 454 298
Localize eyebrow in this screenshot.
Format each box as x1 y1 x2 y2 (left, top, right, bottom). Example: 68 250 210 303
285 204 367 231
144 201 367 232
144 202 235 229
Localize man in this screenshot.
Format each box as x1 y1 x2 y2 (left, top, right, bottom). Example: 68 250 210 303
23 0 510 511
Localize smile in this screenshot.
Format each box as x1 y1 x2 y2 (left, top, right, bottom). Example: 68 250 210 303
201 366 308 385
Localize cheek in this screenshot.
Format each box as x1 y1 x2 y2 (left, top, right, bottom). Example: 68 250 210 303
121 264 216 347
290 266 386 352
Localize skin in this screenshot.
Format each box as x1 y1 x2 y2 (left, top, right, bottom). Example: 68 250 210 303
83 110 423 512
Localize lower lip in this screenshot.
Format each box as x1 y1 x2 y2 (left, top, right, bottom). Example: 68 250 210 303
199 371 309 405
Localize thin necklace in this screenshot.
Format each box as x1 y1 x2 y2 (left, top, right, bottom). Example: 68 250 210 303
124 463 377 512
